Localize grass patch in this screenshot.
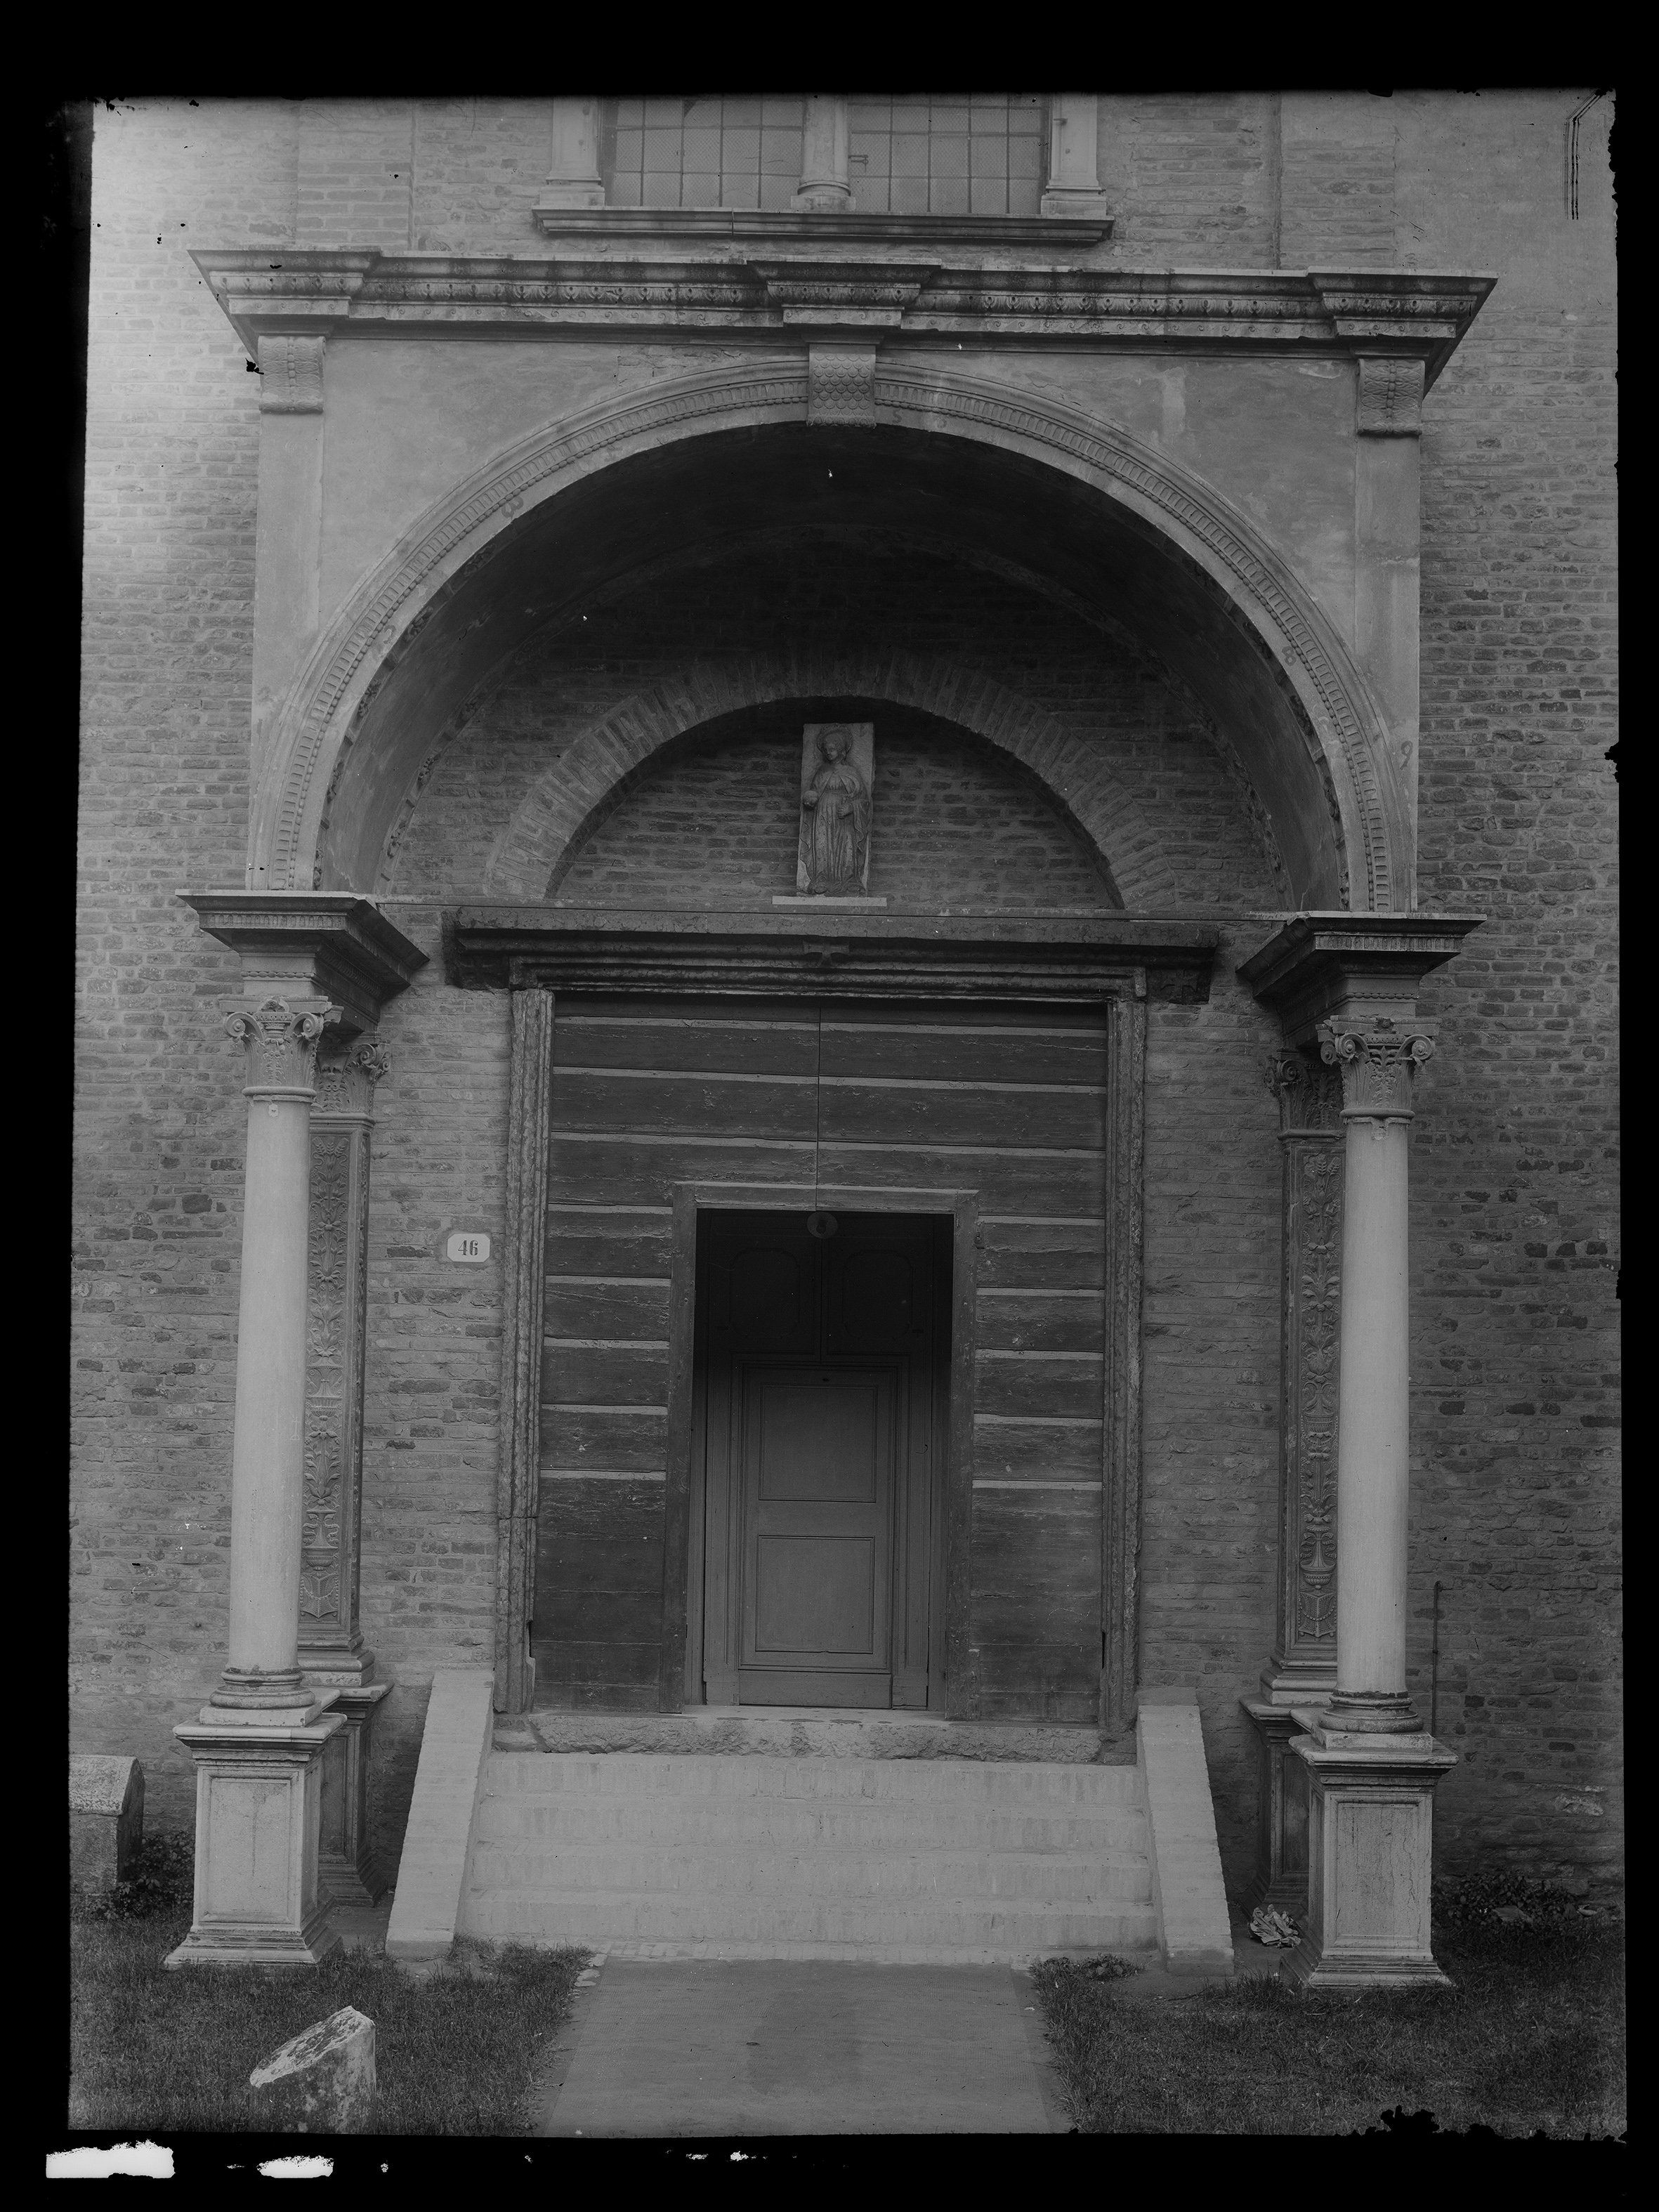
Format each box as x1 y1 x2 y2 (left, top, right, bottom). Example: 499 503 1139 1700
1033 1900 1625 2138
70 1834 587 2136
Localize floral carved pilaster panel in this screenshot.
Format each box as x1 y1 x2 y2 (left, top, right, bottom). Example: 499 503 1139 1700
300 1040 383 1675
1267 1052 1344 1686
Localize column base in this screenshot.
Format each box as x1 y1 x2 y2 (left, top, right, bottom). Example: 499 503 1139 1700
1285 1723 1457 1989
533 183 605 213
792 185 855 212
1040 187 1113 220
164 1715 344 1970
316 1682 393 1906
1238 1696 1313 1915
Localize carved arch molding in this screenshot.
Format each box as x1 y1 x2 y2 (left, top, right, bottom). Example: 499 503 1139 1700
254 358 1406 910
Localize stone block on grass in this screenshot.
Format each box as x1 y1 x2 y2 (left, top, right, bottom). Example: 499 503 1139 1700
70 1755 143 1892
250 2006 376 2133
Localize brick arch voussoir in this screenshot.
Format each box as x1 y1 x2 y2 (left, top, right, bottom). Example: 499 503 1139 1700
482 654 1174 908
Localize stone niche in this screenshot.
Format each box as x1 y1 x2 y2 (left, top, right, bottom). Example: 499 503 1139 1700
70 1754 145 1892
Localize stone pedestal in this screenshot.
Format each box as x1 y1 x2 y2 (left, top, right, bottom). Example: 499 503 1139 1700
316 1682 393 1906
1238 1698 1311 1915
1285 1723 1457 1987
165 1713 343 1968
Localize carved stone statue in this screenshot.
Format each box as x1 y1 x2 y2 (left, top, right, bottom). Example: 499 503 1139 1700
798 725 873 894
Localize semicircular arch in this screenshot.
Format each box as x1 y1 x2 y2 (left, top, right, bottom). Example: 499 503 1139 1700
480 657 1174 910
254 357 1402 909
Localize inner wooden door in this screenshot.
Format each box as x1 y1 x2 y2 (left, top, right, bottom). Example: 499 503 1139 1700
697 1210 947 1708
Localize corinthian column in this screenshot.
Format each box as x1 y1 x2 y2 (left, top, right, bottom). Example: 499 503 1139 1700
171 893 428 1970
1236 915 1481 1989
215 996 337 1722
1318 1016 1434 1733
169 995 345 1968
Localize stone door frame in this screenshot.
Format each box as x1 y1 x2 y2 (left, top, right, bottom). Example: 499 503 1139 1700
456 906 1219 1731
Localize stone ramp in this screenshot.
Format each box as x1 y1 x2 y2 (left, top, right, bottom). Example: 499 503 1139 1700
461 1750 1158 1963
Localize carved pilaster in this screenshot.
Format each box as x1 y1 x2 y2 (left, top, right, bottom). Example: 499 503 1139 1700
497 991 553 1714
1263 1051 1344 1702
299 1039 386 1688
1318 1017 1437 1122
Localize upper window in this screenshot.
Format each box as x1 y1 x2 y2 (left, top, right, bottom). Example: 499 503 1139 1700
848 93 1044 216
600 93 1047 216
605 97 807 211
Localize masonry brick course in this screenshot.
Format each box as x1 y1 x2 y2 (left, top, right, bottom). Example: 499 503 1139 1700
72 93 1618 1898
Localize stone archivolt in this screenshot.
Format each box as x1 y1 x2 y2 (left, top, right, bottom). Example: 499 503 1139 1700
250 360 1400 915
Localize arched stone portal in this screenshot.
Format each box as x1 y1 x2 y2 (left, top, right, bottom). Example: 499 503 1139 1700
252 362 1409 911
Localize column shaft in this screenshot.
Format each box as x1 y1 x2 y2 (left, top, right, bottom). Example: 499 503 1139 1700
1334 1115 1411 1701
214 997 332 1719
1318 1016 1435 1734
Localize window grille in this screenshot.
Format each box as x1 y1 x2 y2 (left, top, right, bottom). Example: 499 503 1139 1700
848 94 1045 217
601 93 1047 216
605 96 807 211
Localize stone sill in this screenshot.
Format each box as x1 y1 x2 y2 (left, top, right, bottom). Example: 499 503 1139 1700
532 207 1114 248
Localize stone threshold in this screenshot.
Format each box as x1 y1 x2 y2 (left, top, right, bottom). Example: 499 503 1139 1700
497 1708 1132 1762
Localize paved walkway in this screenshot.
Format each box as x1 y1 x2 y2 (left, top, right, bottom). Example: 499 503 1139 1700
532 1961 1070 2136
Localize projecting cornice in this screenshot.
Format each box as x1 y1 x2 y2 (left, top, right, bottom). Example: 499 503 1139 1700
193 249 1495 386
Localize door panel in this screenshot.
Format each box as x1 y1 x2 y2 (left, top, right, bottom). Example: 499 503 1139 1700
698 1210 944 1709
742 1363 896 1688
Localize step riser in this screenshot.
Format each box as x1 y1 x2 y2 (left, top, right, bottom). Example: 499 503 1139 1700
469 1848 1153 1904
462 1897 1158 1947
485 1756 1142 1808
468 1939 1158 1966
473 1805 1149 1852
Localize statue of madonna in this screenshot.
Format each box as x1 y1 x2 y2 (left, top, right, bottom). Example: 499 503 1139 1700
799 728 872 894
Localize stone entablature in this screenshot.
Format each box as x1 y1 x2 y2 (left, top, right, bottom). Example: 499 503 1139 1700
196 249 1492 384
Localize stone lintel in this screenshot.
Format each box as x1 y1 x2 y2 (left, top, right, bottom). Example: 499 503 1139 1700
180 891 427 1040
1237 912 1483 1050
448 905 1217 1004
530 208 1114 247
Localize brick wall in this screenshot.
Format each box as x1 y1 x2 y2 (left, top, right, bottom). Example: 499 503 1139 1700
73 93 1619 1897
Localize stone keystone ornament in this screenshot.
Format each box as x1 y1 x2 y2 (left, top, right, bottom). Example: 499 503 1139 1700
797 723 874 894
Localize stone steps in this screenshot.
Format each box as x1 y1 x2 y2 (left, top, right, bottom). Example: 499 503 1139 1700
487 1753 1142 1805
461 1751 1159 1963
465 1888 1159 1953
473 1800 1149 1852
471 1842 1153 1902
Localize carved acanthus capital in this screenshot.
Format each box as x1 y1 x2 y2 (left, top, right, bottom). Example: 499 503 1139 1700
225 996 332 1097
1318 1016 1436 1122
1266 1049 1344 1135
313 1037 391 1118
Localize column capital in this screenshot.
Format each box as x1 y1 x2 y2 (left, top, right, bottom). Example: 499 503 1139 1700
313 1037 391 1119
1237 912 1481 1052
1266 1048 1344 1137
225 996 333 1099
181 892 428 1039
1318 1016 1436 1123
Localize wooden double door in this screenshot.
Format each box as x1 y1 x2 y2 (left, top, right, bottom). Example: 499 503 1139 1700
695 1210 949 1708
